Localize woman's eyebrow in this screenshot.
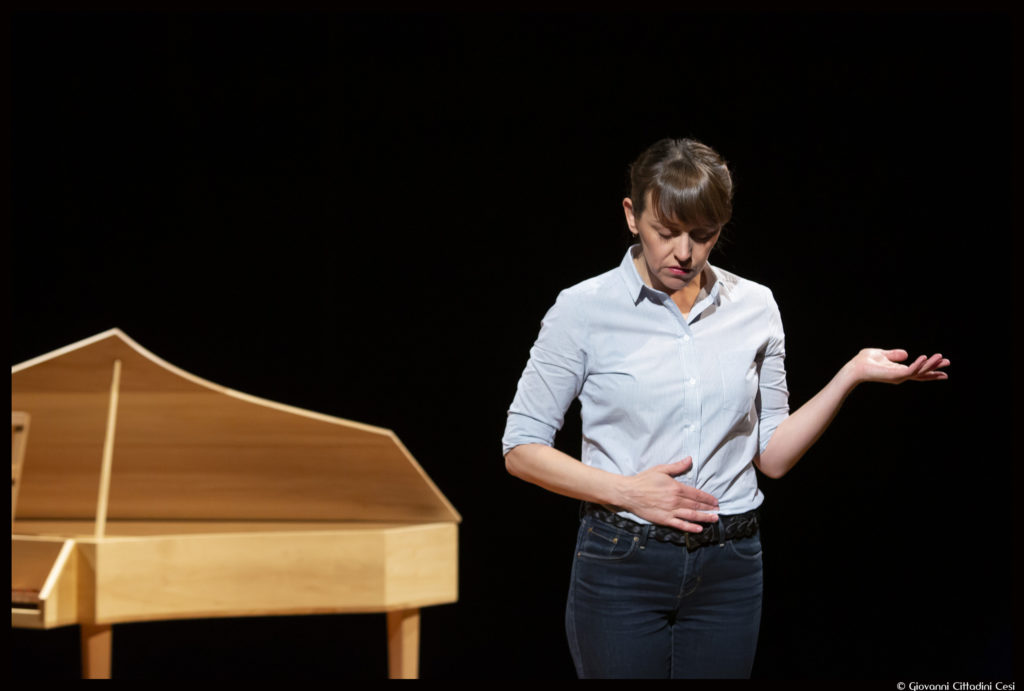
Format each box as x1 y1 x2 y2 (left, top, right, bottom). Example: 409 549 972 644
657 221 717 235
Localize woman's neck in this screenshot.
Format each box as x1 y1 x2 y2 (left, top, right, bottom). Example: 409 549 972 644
672 273 704 316
632 250 704 315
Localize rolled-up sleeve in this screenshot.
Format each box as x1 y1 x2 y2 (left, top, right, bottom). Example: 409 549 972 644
502 291 588 456
756 289 790 453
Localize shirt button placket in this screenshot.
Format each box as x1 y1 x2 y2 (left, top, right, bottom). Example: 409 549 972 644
679 326 700 480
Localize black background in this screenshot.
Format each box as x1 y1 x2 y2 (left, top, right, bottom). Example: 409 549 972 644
11 9 1017 681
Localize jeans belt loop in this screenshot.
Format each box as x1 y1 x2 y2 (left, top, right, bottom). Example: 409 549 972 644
639 522 651 548
685 527 708 551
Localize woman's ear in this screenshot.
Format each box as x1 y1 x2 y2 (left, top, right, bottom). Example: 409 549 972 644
622 197 639 236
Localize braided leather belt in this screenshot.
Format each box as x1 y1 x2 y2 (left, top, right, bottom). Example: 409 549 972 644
583 503 760 551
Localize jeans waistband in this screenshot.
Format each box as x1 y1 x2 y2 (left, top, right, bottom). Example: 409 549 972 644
582 502 760 551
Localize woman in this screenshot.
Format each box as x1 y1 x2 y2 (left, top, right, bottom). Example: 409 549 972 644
501 138 948 679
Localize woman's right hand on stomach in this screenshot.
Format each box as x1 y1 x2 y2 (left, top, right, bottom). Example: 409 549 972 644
618 458 720 533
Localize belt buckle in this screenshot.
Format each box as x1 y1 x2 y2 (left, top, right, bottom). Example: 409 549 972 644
684 532 698 551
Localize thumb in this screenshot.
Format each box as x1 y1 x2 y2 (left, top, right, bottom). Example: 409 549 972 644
658 457 693 476
884 348 909 363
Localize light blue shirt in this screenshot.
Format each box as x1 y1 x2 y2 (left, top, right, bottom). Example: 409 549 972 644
502 246 790 519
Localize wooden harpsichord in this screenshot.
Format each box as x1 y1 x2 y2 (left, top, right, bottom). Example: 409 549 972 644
11 328 460 678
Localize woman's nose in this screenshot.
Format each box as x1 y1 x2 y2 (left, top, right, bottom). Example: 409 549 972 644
674 236 692 261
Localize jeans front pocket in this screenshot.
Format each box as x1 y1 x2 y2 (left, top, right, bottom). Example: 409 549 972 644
576 516 642 562
726 534 763 561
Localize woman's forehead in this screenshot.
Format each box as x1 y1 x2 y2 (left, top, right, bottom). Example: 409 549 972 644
643 190 716 230
648 206 716 232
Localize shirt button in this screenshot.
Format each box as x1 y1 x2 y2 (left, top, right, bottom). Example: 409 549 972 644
688 377 696 386
682 334 691 342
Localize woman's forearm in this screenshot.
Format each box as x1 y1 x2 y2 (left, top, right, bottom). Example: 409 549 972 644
756 361 861 479
505 443 626 506
505 444 721 530
755 348 948 479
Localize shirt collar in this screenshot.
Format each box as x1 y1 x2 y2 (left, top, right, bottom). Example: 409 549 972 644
618 246 650 305
618 245 725 308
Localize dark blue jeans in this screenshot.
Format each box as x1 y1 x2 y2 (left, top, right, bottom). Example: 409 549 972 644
565 513 763 679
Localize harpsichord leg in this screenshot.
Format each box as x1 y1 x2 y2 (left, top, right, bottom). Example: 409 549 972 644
81 623 112 679
386 608 420 679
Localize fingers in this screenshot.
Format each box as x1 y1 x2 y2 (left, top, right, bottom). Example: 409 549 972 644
626 460 720 528
912 356 950 380
880 350 950 383
652 458 716 505
664 504 723 531
917 354 942 376
635 500 719 532
902 354 928 377
908 353 950 381
679 508 721 524
645 508 715 532
661 517 713 534
677 484 719 512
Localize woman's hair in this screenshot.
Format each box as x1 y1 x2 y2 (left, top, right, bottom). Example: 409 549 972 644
627 138 733 229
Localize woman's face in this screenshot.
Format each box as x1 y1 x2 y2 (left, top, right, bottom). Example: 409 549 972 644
623 194 721 294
